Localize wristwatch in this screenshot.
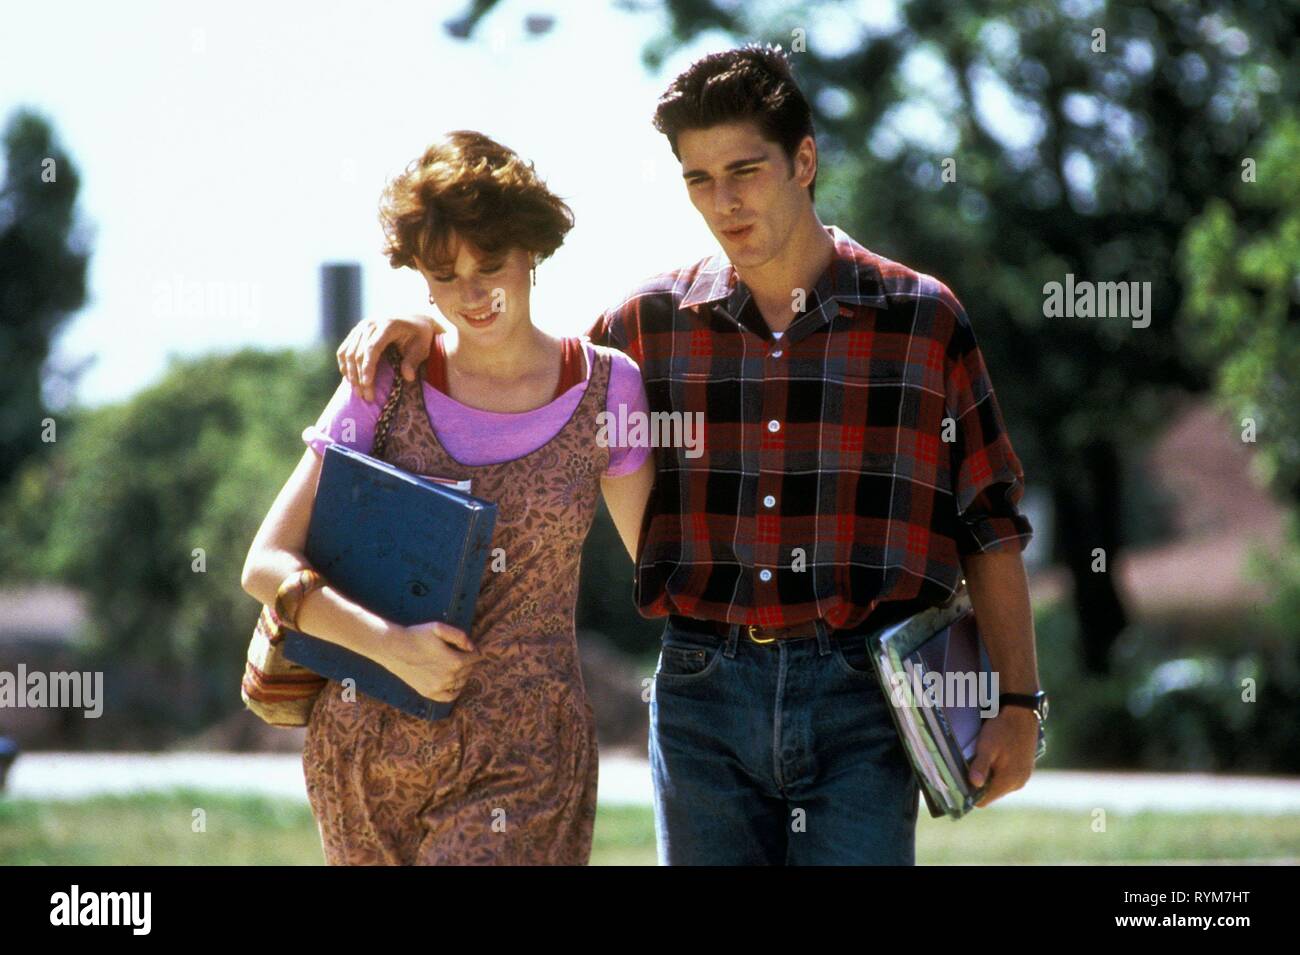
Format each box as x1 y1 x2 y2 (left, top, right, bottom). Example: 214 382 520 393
1000 691 1048 758
999 690 1049 723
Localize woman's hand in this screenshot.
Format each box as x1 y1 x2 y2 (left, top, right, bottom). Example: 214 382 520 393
336 313 448 402
377 620 482 702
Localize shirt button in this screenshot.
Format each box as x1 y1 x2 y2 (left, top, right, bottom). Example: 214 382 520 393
763 495 776 508
771 349 783 358
759 569 773 582
767 420 780 433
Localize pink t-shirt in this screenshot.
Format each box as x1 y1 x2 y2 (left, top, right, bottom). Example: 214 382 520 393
303 339 651 477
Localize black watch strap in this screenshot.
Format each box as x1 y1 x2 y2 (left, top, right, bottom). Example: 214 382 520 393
999 691 1048 720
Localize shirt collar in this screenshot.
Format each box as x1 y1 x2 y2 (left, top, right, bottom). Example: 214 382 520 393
680 225 890 316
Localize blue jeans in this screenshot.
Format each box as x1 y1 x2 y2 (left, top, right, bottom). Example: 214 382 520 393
648 617 920 865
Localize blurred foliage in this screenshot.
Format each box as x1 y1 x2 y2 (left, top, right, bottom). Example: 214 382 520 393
1179 112 1300 500
0 109 90 490
1034 592 1300 772
0 347 341 726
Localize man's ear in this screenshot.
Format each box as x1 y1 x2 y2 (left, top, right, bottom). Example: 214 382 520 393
793 135 817 189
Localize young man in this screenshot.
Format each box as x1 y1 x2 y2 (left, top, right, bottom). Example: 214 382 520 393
340 45 1045 865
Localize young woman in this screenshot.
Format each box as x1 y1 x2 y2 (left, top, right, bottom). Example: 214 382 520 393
241 131 655 865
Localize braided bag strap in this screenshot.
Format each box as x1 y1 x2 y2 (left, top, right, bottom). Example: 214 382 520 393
371 343 408 459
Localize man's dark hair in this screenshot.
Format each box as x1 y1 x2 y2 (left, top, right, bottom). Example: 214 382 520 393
653 43 817 201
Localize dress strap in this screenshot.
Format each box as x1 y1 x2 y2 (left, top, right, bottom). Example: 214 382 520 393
426 335 587 399
553 337 588 397
425 334 450 395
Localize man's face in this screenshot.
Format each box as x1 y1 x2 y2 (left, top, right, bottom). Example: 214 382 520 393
676 120 815 271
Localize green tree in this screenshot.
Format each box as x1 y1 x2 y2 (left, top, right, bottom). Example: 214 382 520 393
1179 113 1300 501
1 347 340 728
0 108 91 490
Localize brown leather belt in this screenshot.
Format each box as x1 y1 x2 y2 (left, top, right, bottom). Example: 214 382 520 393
669 614 862 645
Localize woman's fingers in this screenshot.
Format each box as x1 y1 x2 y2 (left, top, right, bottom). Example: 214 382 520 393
433 622 475 653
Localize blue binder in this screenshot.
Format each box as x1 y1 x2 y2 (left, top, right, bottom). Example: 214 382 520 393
280 442 498 721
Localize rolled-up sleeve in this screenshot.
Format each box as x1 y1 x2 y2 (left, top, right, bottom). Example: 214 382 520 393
941 286 1034 556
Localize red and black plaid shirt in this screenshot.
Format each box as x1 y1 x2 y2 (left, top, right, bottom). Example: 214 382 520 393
584 226 1033 632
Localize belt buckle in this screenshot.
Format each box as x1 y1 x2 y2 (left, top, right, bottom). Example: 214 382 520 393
747 624 776 645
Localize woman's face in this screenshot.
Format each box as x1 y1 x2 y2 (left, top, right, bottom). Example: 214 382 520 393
417 239 533 342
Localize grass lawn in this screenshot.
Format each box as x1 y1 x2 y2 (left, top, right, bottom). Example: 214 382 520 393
2 791 1298 864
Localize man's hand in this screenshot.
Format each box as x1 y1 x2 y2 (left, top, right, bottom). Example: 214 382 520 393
336 313 448 402
969 706 1039 807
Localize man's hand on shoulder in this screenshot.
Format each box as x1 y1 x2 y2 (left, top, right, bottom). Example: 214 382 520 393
336 313 447 402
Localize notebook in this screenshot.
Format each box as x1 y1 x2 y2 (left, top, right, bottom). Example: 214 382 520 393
866 583 1046 820
279 442 497 720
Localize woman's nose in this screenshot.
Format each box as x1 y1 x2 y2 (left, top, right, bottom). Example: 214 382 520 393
460 281 490 308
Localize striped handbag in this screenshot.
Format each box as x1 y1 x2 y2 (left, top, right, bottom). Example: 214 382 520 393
240 345 409 726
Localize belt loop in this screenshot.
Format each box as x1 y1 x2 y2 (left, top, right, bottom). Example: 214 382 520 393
814 619 831 655
724 623 739 658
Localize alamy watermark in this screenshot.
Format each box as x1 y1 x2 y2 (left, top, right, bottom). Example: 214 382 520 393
0 665 103 718
1043 273 1151 328
885 660 1001 716
596 406 704 459
50 885 150 934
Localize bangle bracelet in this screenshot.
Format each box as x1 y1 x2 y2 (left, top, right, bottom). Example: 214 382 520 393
274 568 325 631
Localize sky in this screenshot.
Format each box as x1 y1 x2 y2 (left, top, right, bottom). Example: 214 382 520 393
0 0 725 408
0 0 1035 413
0 0 1050 557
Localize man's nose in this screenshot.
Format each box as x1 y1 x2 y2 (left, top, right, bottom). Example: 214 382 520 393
714 182 741 217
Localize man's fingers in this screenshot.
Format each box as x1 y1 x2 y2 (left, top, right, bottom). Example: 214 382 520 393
976 773 1016 808
400 328 431 381
342 346 362 399
973 760 1005 807
336 325 362 377
968 748 993 788
359 323 394 402
356 331 375 401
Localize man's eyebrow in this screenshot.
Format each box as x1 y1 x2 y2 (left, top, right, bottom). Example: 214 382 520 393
682 155 769 179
